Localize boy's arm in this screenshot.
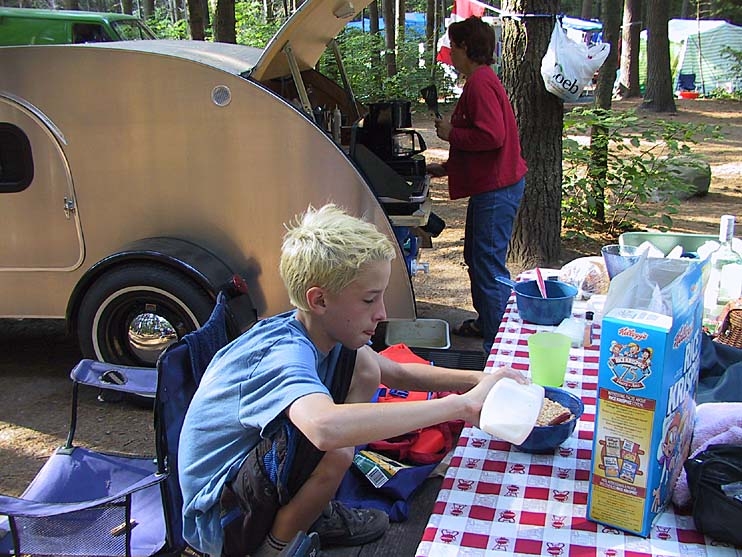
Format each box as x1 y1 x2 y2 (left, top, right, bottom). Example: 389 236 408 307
287 349 528 451
368 345 522 394
287 374 498 452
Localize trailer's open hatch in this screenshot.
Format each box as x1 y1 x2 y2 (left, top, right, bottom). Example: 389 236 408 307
250 0 373 82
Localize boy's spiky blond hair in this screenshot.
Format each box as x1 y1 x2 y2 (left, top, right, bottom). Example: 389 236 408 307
280 204 396 311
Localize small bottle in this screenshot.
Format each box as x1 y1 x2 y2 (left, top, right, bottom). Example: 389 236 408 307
332 106 342 143
583 311 594 348
703 215 742 334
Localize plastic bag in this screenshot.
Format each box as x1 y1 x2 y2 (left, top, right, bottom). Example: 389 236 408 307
540 19 610 102
602 252 705 319
559 256 610 300
684 444 742 545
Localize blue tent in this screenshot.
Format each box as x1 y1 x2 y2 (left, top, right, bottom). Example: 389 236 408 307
346 12 427 36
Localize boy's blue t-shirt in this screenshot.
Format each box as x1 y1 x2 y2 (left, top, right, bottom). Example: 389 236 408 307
178 310 342 556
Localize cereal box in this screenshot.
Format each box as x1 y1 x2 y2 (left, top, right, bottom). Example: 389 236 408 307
587 257 705 537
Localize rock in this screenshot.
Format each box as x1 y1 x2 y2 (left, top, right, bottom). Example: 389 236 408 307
652 157 711 201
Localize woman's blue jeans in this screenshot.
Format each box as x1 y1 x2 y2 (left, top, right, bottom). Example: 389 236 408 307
464 178 525 353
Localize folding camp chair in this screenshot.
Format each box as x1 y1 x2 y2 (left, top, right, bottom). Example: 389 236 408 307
678 72 697 92
0 291 316 557
154 292 319 556
0 359 169 557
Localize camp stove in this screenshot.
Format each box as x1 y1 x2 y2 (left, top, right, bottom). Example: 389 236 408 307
350 99 429 215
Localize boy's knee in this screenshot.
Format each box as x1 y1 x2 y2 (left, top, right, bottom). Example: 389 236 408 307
318 446 355 478
347 362 381 403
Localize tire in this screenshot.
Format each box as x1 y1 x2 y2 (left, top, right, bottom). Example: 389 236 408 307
77 264 215 366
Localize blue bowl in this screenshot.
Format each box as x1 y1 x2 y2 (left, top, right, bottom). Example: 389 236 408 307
514 387 584 454
513 280 578 326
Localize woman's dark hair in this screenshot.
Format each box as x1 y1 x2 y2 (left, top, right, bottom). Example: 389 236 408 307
448 16 496 65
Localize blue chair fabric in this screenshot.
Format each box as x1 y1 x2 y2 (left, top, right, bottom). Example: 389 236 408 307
0 361 168 557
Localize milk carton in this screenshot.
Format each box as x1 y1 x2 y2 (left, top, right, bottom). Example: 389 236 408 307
587 257 704 537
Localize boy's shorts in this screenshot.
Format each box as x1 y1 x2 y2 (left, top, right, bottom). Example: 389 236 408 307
219 347 356 557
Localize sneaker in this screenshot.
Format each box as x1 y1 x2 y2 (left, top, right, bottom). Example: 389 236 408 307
278 531 321 557
309 501 389 547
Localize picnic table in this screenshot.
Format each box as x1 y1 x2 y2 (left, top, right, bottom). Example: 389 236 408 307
414 272 742 557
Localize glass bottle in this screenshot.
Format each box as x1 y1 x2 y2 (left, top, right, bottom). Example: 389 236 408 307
703 215 742 334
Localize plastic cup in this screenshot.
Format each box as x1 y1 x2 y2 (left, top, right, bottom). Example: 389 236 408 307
601 244 641 279
527 332 571 387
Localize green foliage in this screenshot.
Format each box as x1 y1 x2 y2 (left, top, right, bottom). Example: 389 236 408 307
146 7 190 39
235 0 283 47
562 108 720 237
707 88 742 100
320 28 455 104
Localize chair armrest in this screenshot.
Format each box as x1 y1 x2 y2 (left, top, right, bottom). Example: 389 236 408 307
0 471 165 518
70 359 158 398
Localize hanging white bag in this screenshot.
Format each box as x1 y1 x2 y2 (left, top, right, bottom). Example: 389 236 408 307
540 19 610 102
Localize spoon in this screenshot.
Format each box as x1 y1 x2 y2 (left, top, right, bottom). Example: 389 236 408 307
535 267 548 298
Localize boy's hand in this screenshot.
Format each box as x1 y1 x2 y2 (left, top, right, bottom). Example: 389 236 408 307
460 366 528 424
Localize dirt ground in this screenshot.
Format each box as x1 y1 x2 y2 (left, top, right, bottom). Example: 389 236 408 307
0 97 740 499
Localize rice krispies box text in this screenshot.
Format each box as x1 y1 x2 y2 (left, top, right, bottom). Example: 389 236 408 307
587 259 704 537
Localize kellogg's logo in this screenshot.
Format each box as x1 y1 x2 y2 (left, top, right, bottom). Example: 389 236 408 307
617 326 648 341
673 323 692 349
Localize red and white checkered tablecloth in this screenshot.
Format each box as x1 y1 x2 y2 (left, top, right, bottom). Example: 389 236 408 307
415 280 741 557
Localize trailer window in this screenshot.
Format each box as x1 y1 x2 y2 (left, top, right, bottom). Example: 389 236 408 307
0 123 34 193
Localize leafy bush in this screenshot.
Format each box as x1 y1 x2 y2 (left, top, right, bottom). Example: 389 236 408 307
562 107 720 237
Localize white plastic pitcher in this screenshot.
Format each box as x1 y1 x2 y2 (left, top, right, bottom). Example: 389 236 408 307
478 378 545 444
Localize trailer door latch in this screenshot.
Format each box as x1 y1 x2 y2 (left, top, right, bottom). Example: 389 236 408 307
63 197 76 219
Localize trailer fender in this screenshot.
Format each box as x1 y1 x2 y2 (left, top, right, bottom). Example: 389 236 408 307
68 237 257 366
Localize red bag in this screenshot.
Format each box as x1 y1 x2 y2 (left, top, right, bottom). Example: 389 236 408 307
367 419 465 465
369 344 465 465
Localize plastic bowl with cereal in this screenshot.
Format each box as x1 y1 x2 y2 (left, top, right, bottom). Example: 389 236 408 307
513 386 585 454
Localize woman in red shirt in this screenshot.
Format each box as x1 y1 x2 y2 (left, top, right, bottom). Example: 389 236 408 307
428 16 527 354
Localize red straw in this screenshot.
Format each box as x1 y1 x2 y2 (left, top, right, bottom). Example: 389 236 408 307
535 267 548 298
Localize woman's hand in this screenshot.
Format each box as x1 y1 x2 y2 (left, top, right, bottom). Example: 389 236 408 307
426 162 447 178
434 117 452 141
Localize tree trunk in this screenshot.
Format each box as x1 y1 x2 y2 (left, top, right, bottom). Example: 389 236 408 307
142 0 155 18
201 0 211 29
264 0 275 22
122 0 133 15
503 0 563 270
594 0 620 108
680 0 690 18
383 0 397 77
396 0 405 55
617 0 641 98
642 0 676 112
213 0 236 43
187 0 206 39
65 0 80 10
426 0 435 52
369 0 380 33
580 0 591 20
589 0 621 225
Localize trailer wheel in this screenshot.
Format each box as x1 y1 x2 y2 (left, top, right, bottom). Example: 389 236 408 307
77 264 215 366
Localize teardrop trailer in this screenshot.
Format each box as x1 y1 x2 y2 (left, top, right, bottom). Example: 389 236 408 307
0 0 441 367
